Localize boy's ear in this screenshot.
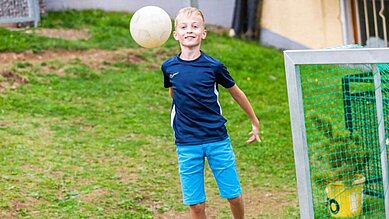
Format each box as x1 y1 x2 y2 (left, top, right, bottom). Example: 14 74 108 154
173 31 179 40
202 29 207 40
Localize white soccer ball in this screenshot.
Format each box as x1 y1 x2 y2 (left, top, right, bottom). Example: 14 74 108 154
130 6 172 48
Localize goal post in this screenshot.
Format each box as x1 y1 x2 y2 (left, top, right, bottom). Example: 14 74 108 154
284 48 389 218
0 0 40 27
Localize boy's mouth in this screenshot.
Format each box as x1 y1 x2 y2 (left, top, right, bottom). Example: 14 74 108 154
185 36 196 39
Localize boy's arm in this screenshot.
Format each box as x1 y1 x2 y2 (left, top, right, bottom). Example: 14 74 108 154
228 84 261 144
169 87 173 97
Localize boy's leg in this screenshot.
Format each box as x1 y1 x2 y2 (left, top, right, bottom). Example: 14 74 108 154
189 202 206 219
228 195 244 219
176 145 207 217
205 138 244 218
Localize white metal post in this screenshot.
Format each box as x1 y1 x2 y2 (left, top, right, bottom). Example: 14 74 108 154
373 64 389 219
32 0 41 27
339 0 353 45
284 52 315 219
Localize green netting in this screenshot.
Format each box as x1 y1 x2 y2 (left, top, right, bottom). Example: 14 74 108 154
299 63 389 218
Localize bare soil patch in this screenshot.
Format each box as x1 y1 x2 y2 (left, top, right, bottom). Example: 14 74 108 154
31 28 91 40
0 71 29 92
154 187 297 218
2 197 40 218
0 49 145 71
0 48 149 93
79 188 108 203
244 187 296 218
0 27 176 90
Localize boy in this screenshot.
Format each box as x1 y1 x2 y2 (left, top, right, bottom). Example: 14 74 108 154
161 7 261 219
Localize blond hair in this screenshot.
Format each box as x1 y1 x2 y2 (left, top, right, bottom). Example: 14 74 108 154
175 7 205 28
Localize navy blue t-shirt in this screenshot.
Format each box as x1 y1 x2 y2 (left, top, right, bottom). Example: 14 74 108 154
161 51 235 145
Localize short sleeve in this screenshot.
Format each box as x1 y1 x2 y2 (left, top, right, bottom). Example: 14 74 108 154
216 62 235 88
161 64 172 88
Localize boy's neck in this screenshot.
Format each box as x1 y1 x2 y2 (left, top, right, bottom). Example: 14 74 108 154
179 47 201 61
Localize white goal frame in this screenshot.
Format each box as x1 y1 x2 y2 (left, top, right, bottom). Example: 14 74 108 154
284 48 389 218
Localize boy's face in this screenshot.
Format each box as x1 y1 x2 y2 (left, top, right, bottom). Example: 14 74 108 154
173 14 206 48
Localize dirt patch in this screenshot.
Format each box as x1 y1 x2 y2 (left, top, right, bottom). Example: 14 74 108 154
1 197 40 218
154 209 190 219
79 188 108 203
12 197 39 211
31 28 91 40
154 187 297 219
0 48 149 86
0 121 12 126
0 71 29 92
244 188 297 218
0 210 13 219
1 71 29 84
116 166 139 183
0 49 145 71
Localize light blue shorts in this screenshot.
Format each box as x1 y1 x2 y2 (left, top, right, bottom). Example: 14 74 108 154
176 137 242 205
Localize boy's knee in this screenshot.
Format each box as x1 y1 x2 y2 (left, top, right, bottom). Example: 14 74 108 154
228 195 243 205
190 202 206 214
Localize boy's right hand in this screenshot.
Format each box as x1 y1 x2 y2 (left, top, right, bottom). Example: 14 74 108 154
246 124 261 144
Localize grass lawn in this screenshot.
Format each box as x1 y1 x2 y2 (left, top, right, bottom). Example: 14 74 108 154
0 10 298 218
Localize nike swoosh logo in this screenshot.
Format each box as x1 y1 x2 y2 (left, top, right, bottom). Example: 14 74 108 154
170 72 180 78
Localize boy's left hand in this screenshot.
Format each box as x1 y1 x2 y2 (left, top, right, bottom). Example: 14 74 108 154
246 125 261 144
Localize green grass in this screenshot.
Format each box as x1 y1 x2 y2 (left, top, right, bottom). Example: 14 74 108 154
0 10 298 218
